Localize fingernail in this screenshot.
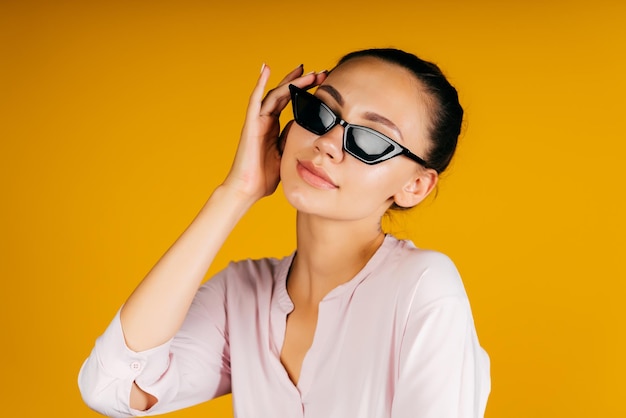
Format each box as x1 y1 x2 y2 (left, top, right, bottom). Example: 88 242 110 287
260 63 266 74
317 69 328 74
303 70 315 76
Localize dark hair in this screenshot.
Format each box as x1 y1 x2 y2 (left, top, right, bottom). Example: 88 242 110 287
336 48 463 174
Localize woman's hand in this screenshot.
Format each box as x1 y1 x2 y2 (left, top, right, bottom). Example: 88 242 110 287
222 63 327 202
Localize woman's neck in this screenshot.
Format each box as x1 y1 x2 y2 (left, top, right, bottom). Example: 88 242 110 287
288 212 386 304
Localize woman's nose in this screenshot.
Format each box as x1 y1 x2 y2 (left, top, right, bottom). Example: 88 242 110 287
313 125 345 163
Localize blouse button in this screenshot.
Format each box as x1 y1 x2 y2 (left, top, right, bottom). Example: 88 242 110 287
130 361 142 371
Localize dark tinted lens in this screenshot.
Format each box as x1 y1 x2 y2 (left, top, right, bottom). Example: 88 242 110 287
345 127 394 162
294 91 335 135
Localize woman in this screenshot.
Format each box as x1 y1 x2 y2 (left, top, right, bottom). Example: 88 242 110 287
79 48 490 417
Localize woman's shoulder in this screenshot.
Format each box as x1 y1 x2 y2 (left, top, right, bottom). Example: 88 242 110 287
382 235 468 305
202 253 293 292
385 234 458 272
226 255 289 274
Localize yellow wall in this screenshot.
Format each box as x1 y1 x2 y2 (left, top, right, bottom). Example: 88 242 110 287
1 0 624 416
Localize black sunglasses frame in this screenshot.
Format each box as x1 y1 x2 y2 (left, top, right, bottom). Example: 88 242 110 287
288 84 428 167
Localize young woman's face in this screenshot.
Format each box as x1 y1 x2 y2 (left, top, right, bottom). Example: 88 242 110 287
280 57 434 222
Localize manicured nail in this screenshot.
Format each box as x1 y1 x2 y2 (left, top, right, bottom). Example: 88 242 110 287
317 69 328 74
260 63 266 74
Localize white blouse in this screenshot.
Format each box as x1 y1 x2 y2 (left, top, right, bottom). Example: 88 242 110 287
79 234 490 417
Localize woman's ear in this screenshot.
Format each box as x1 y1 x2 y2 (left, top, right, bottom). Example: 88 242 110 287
392 169 438 208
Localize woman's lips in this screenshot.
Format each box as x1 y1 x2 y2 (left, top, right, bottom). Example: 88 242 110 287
296 160 338 190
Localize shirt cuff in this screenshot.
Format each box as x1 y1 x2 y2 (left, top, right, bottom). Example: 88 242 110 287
95 308 173 388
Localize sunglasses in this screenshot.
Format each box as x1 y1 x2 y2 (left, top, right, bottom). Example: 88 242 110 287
289 84 428 166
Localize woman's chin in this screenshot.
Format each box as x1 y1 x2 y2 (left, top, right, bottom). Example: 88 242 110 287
281 186 315 214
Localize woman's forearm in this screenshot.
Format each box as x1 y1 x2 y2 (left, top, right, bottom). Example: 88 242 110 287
120 184 255 352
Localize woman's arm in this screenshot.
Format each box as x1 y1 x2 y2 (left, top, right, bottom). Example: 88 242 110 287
81 64 327 412
120 63 328 351
392 296 491 417
122 184 253 411
390 253 491 417
120 184 255 352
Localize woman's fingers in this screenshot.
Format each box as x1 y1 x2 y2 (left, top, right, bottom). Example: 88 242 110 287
310 70 328 88
259 68 326 118
277 120 294 155
276 63 304 87
246 63 272 119
246 63 328 124
228 64 327 200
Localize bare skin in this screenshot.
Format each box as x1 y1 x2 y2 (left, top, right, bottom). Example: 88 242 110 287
124 57 438 408
280 220 385 384
123 65 328 410
278 58 438 384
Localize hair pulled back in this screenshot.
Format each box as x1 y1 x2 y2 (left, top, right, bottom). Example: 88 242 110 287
336 48 463 174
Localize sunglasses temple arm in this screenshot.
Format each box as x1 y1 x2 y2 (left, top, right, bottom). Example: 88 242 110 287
402 148 429 167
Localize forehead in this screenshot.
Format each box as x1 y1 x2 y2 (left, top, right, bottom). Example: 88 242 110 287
326 56 418 90
320 57 430 145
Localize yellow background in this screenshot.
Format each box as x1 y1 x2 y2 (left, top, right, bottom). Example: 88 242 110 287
1 0 624 416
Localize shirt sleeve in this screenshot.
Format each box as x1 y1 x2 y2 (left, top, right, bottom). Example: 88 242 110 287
391 295 491 418
78 273 232 417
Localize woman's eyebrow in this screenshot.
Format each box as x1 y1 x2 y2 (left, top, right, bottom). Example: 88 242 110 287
317 85 344 106
317 84 403 141
363 112 403 141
